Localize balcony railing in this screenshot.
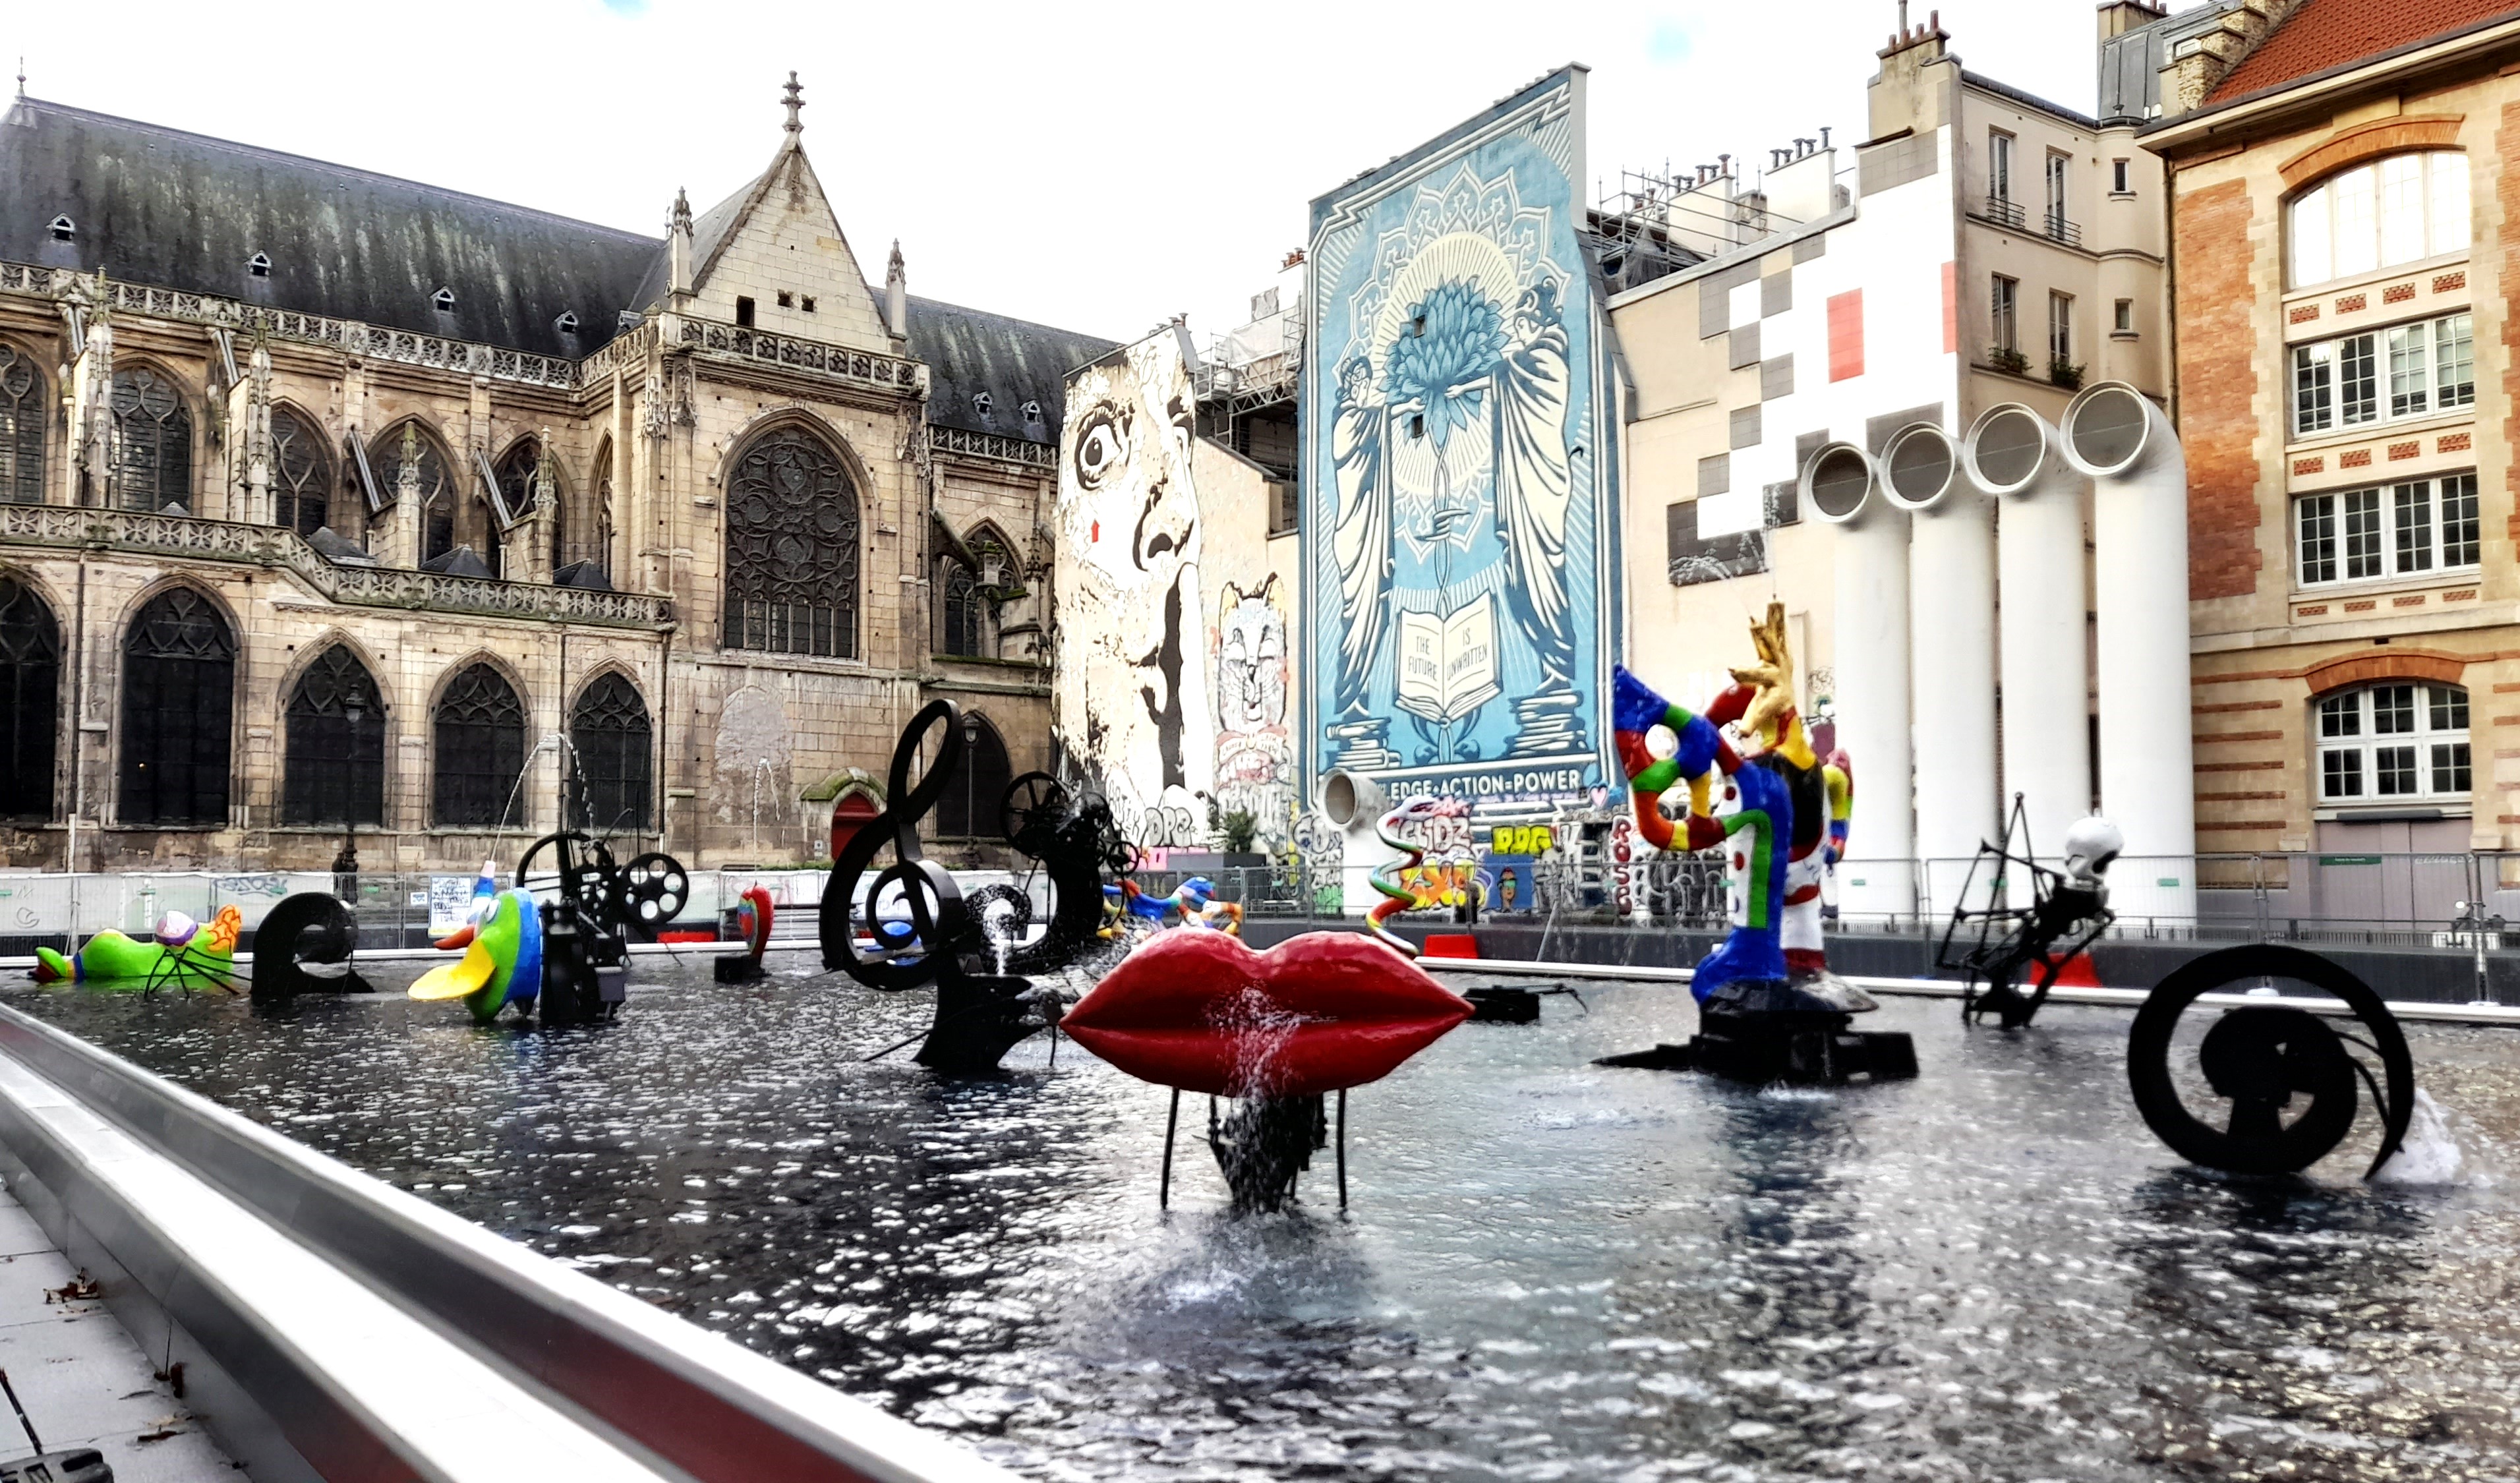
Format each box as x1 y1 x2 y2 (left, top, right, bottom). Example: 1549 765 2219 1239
1984 194 2026 229
2043 210 2083 247
0 504 674 629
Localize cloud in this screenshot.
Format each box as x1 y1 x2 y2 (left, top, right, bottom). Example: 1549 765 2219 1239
1647 20 1691 65
600 0 648 15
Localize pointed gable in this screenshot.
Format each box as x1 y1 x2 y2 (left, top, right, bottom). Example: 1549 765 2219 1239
683 129 892 354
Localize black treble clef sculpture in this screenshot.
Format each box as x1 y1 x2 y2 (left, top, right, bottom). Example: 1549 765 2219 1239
820 699 1053 1072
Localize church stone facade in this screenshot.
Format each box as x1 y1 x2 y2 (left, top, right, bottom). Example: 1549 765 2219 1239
0 80 1110 872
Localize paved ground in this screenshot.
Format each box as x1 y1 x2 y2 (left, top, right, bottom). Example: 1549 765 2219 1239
0 1182 239 1480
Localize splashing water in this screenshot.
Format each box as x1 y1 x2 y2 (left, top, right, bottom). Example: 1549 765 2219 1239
2375 1090 2481 1186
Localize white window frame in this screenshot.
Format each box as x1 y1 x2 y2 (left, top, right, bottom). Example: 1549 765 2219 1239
2288 152 2469 290
2315 682 2471 807
2047 291 2072 363
2295 472 2479 587
1991 274 2018 354
2291 310 2473 439
1989 131 2014 204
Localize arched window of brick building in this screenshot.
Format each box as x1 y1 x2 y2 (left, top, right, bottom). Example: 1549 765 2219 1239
374 422 457 564
935 712 1010 839
111 367 191 513
2289 152 2467 290
2316 681 2471 805
0 345 44 506
119 587 233 826
270 407 332 538
0 578 59 821
724 425 860 658
432 662 527 828
283 645 385 826
569 673 651 832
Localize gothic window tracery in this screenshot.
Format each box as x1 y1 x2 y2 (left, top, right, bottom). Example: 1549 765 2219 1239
0 578 59 821
374 423 456 563
0 345 44 506
432 662 527 829
939 525 1009 658
569 672 651 832
283 645 384 826
119 588 233 826
270 407 331 538
724 426 860 658
111 366 192 513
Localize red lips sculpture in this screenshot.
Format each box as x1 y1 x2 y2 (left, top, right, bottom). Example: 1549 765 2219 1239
1061 931 1473 1097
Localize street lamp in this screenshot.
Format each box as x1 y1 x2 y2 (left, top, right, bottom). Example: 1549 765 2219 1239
959 710 982 867
334 695 364 903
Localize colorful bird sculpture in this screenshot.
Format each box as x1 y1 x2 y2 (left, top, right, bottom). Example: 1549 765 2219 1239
409 864 544 1024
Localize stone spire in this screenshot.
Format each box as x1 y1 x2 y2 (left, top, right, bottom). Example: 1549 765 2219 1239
667 187 694 305
885 241 907 340
782 72 804 138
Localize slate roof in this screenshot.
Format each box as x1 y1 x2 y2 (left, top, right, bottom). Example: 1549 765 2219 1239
902 295 1117 445
2206 0 2520 104
1 96 664 358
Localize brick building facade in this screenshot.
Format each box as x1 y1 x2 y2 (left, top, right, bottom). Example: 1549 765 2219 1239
2141 2 2520 877
0 80 1111 873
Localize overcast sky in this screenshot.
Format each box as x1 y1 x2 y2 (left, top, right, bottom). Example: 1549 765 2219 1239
14 0 2119 344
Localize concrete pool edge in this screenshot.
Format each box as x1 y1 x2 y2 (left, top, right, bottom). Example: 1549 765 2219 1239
0 1002 1026 1483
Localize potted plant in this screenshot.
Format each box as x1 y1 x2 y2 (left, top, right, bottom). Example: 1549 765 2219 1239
1216 808 1264 866
1990 345 2031 376
2048 357 2085 390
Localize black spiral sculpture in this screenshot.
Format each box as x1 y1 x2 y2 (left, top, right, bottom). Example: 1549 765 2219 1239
248 892 370 999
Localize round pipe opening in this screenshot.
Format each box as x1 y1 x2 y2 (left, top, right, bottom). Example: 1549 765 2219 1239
1883 426 1956 508
1971 407 2044 490
2068 386 2149 472
1320 771 1374 829
1806 446 1873 521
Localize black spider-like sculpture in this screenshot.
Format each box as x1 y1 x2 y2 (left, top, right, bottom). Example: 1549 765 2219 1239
1937 795 2119 1029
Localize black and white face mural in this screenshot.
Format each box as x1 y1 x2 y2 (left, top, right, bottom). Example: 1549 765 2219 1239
1054 328 1213 850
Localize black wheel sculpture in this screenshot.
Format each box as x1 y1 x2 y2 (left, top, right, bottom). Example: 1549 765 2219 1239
2126 944 2416 1178
995 777 1125 978
248 892 370 999
515 831 688 942
1001 772 1068 855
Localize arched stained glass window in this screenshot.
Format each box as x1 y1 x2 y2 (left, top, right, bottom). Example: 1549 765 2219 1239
724 426 860 657
569 672 652 832
119 588 233 826
936 714 1011 839
432 663 527 828
940 560 983 656
0 345 44 506
0 579 59 820
283 645 385 826
375 424 455 563
270 407 331 538
111 367 191 513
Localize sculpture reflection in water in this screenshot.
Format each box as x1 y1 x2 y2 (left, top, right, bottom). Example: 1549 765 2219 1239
1597 602 1914 1084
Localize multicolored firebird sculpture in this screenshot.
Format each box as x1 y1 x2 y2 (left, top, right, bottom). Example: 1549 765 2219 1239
409 865 544 1024
34 905 243 988
1101 876 1243 937
1604 603 1911 1084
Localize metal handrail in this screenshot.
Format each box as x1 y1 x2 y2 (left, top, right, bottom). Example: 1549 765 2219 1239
0 1004 1016 1483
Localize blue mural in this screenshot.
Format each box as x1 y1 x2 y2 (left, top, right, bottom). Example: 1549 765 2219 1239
1302 67 1619 814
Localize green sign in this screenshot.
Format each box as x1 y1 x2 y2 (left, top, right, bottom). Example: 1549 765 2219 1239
2318 855 2383 866
2157 877 2182 888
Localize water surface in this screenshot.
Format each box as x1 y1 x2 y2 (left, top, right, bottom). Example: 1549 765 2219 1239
13 955 2520 1482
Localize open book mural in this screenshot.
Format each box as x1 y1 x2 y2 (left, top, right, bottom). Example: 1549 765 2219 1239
1302 67 1619 814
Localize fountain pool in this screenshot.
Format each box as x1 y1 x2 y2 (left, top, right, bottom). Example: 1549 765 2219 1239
11 956 2520 1481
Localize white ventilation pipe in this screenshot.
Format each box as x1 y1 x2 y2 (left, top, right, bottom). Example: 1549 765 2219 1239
2061 382 2195 925
1804 442 1914 923
1879 421 1997 918
1964 403 2092 867
1316 769 1390 916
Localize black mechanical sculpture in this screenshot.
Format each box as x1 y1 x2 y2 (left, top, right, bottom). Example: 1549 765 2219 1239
515 830 689 1024
821 701 1085 1073
2128 943 2417 1177
965 771 1128 977
1938 796 2122 1028
247 892 371 999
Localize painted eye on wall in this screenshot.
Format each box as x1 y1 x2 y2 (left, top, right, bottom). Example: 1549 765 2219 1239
1072 404 1124 490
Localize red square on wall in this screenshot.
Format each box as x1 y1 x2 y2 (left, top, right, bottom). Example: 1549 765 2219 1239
1828 290 1863 382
